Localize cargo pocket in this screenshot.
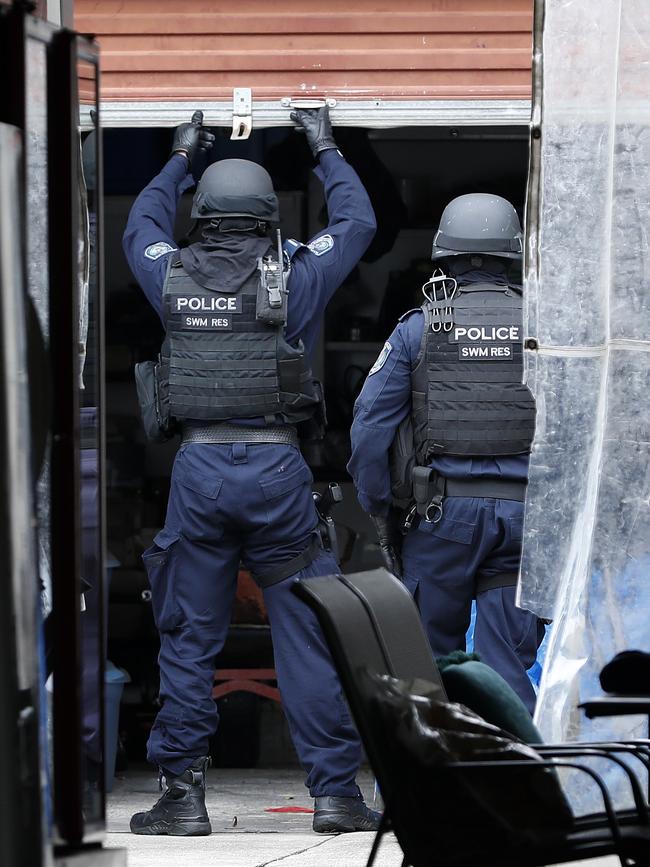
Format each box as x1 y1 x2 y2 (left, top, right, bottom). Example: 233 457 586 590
507 516 524 544
258 461 315 531
173 449 224 499
417 513 476 545
259 462 313 501
142 529 182 632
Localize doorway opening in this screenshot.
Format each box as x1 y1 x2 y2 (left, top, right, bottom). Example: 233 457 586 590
102 122 529 774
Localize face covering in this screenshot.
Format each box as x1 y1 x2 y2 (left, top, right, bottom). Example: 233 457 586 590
180 220 272 293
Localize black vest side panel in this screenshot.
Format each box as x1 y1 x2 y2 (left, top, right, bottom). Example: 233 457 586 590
159 257 319 424
412 283 536 459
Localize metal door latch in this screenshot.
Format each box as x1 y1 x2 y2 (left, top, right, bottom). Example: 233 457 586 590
280 97 337 110
231 87 252 140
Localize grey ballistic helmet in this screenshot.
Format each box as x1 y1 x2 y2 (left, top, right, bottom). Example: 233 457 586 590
431 193 523 261
191 158 280 222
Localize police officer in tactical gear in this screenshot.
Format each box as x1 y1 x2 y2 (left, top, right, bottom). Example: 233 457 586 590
348 193 544 714
123 108 379 835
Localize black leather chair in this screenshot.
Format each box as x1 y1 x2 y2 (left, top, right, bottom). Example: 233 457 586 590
293 568 650 867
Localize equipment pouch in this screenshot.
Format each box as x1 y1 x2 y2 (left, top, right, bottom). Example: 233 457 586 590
390 415 416 504
297 380 328 441
134 360 174 443
256 256 288 325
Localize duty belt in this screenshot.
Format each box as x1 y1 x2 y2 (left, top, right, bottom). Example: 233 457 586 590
405 466 527 530
181 422 299 447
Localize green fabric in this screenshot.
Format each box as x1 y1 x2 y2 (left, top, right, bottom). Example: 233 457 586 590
436 652 543 744
436 650 481 671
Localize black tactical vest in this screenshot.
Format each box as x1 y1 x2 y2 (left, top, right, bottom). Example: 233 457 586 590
411 282 536 459
158 252 320 425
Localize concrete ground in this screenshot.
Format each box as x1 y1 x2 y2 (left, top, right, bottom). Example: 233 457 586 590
105 767 402 866
105 767 621 867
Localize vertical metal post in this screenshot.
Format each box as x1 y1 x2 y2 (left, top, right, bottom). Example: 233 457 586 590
0 116 45 867
48 27 84 846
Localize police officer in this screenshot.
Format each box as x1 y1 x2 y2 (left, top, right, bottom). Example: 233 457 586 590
348 194 544 714
123 109 379 835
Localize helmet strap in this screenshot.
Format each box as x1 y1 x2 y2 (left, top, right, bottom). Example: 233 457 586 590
205 218 268 235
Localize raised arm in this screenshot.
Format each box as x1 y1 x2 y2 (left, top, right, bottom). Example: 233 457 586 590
122 111 214 318
284 108 376 349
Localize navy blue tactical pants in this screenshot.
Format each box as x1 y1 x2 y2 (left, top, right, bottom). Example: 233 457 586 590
143 442 361 797
402 496 544 713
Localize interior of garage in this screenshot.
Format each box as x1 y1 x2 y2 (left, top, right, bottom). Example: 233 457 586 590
102 121 529 774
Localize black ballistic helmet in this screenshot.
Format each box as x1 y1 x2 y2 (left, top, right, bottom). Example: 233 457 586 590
431 193 523 261
191 158 280 222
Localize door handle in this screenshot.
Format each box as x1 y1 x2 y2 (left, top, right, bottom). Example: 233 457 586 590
280 97 337 109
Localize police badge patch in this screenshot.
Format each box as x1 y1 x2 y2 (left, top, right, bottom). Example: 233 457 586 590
307 234 334 256
144 241 177 260
369 341 392 375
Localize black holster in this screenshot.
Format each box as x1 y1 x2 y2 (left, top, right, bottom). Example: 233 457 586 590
313 483 343 560
389 415 416 505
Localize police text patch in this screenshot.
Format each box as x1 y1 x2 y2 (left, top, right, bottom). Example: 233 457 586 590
454 325 520 342
307 234 334 256
459 343 513 360
369 341 392 375
144 242 177 260
181 314 233 330
174 295 242 314
452 323 518 361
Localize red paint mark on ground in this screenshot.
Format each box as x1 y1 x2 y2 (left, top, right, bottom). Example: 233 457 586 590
265 806 314 814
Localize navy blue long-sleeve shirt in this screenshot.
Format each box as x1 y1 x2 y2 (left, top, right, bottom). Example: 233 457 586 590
348 279 529 517
122 150 376 358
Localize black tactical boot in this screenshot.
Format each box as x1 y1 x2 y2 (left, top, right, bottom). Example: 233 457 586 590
313 794 382 833
130 757 212 836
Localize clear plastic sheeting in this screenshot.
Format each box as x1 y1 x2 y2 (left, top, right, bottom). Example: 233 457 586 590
24 33 52 612
520 0 650 811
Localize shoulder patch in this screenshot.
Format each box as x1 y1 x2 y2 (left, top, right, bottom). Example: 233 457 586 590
144 241 177 261
307 234 334 257
368 341 393 375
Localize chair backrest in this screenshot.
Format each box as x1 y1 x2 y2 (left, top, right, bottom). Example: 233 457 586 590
292 567 447 862
339 570 446 688
293 570 576 867
293 567 445 687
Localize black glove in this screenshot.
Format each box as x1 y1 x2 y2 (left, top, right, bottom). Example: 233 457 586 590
370 512 403 579
171 110 215 167
290 106 337 159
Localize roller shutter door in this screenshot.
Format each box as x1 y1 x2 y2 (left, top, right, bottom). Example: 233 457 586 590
75 0 533 127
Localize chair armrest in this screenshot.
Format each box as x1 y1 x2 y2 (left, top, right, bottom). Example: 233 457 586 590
609 738 650 756
540 742 650 772
447 758 624 852
535 747 648 823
